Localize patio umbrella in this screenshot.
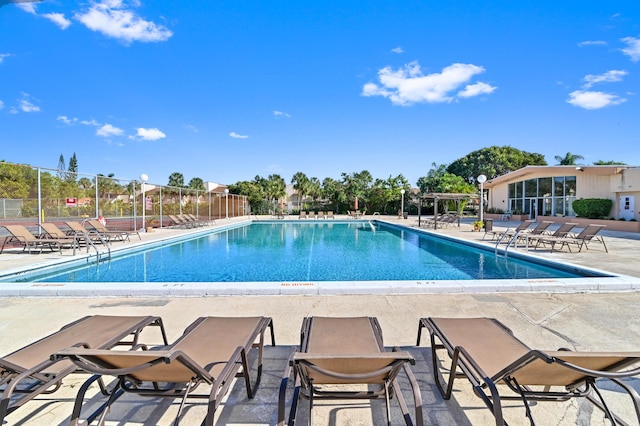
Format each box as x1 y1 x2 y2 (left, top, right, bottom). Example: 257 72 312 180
354 196 358 210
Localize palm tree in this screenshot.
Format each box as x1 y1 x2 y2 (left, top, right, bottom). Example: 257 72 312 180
554 152 584 165
291 172 309 211
265 174 286 212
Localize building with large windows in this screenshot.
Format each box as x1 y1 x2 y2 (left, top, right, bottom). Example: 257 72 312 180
483 165 639 221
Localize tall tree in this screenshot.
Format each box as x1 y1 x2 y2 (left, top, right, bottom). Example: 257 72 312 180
57 154 66 180
188 177 205 191
291 171 309 210
66 152 78 182
554 152 584 165
341 170 373 210
447 146 546 181
264 174 286 211
228 180 265 211
307 177 322 203
168 172 185 188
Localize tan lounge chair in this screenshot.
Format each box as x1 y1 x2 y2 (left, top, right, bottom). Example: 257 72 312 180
179 213 204 227
527 222 577 250
279 316 423 426
168 214 193 228
187 213 214 226
417 317 640 425
513 220 553 245
39 222 107 247
0 224 76 254
54 316 275 426
299 211 308 219
537 224 608 253
65 220 126 243
327 211 335 219
0 315 167 423
86 219 140 241
483 219 535 241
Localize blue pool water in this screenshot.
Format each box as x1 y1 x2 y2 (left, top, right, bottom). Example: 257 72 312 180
12 221 597 283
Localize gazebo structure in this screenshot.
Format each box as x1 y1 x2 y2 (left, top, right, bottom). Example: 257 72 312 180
416 192 480 229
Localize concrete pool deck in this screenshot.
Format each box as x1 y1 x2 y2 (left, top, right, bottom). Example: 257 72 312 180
1 216 640 425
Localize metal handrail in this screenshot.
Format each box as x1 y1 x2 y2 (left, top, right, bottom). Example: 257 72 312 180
72 231 110 263
494 228 522 258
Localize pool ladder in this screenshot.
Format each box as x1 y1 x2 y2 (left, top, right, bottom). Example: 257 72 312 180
494 229 522 258
72 231 111 263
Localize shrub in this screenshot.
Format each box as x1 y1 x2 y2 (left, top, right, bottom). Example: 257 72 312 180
485 207 504 214
572 198 613 219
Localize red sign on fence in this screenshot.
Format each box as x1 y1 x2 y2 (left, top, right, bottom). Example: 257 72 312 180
66 197 77 206
146 196 152 211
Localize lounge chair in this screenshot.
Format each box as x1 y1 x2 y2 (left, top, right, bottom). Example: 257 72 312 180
513 220 553 245
54 316 275 426
417 317 640 425
179 213 204 227
527 222 578 250
188 213 214 226
86 219 140 241
538 224 608 253
484 219 535 241
279 316 423 426
299 211 307 219
39 222 107 247
316 211 326 219
168 214 193 228
0 315 167 424
0 224 76 254
65 220 124 243
327 211 335 219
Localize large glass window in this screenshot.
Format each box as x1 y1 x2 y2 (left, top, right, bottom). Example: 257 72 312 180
524 179 537 197
554 176 565 197
507 175 577 217
538 178 552 197
565 176 576 197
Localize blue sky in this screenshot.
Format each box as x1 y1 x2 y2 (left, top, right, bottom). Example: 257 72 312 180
1 0 639 187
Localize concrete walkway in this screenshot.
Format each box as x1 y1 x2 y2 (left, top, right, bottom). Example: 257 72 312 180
1 216 640 425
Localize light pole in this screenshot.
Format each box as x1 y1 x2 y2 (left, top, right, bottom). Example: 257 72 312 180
224 188 229 219
477 174 487 223
400 189 406 219
140 173 148 232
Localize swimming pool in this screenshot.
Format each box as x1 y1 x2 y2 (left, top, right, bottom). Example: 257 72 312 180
5 221 604 283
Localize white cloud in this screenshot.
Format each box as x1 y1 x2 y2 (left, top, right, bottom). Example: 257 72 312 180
621 37 640 62
57 115 78 125
458 81 496 98
578 40 607 47
229 132 249 139
567 90 626 109
185 124 198 132
81 118 100 126
583 70 627 88
362 61 496 106
96 123 124 137
135 127 166 140
390 46 404 54
43 12 71 29
75 0 173 44
16 92 40 112
0 100 3 110
0 53 11 64
273 110 291 118
15 2 37 14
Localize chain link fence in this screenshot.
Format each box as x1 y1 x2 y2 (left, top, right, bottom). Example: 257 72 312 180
0 162 247 230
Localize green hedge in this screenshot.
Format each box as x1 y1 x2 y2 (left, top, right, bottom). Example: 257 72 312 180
572 198 613 219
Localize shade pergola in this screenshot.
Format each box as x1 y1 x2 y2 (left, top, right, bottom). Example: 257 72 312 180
417 192 480 229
